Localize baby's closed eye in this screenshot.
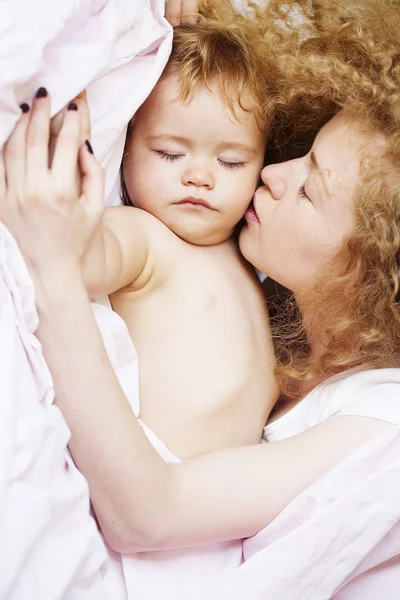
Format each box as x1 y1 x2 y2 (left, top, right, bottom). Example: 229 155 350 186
218 159 246 170
154 150 184 161
152 149 248 169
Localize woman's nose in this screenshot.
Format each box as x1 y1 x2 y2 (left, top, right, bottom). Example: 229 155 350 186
260 164 286 200
182 162 215 189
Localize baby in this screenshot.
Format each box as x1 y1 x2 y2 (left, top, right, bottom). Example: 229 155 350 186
83 24 278 463
41 20 279 599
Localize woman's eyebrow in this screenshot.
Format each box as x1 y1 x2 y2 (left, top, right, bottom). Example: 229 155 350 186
311 151 331 198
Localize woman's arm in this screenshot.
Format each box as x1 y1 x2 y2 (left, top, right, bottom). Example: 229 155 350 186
36 274 391 552
1 92 392 554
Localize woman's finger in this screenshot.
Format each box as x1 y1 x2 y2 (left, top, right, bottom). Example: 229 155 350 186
50 92 90 141
49 106 65 166
0 150 6 203
73 91 91 144
50 107 65 139
3 104 31 196
165 0 182 25
79 141 105 215
49 90 90 168
25 88 51 182
51 103 81 191
181 0 199 24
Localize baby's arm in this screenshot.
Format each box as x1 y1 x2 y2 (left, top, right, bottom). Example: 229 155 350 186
81 206 155 297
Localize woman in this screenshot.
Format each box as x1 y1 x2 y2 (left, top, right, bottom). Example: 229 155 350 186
1 0 399 596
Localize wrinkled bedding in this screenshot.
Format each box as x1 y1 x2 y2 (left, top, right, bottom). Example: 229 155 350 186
0 1 171 598
1 2 400 599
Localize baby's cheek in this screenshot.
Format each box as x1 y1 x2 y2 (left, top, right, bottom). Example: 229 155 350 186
142 165 175 208
239 171 259 202
125 168 152 208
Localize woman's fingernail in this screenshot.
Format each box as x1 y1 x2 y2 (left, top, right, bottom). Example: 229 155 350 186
35 87 48 98
20 103 30 113
68 102 78 111
85 140 94 154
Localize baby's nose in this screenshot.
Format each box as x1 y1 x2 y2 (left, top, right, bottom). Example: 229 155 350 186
182 163 215 189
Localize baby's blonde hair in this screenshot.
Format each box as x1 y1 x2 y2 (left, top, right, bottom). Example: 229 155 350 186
160 19 272 131
122 8 278 205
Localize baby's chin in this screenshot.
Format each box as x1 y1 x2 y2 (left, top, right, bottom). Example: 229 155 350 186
167 221 234 246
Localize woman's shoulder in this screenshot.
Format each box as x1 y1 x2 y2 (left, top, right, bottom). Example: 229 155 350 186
264 368 400 442
330 367 400 423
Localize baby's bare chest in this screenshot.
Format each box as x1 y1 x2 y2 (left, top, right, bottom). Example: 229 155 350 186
110 256 275 455
113 258 269 365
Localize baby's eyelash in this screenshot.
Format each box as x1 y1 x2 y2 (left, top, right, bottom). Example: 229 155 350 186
218 160 246 170
154 150 184 161
299 184 311 201
154 151 245 169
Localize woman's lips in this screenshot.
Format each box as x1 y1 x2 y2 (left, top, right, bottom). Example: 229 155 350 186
244 200 260 224
176 196 212 209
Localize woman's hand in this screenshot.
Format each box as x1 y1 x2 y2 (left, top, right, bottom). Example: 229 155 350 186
0 89 104 300
50 90 91 142
49 90 91 193
165 0 199 25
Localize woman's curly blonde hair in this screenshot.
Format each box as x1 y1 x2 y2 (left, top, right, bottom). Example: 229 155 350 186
123 0 400 394
234 0 400 394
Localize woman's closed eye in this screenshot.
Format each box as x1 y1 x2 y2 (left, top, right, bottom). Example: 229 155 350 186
154 150 184 161
299 184 312 202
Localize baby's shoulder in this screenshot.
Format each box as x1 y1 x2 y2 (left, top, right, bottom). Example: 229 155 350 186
103 205 193 293
104 205 170 233
104 205 186 253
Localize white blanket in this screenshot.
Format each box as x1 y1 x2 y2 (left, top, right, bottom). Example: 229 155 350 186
3 2 400 599
0 223 118 599
208 425 400 599
0 1 171 598
0 0 172 201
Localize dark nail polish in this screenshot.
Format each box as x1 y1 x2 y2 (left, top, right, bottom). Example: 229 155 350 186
35 87 48 98
85 140 94 154
20 103 30 113
68 102 78 111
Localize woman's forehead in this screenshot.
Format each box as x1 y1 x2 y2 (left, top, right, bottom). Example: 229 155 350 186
312 114 366 201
